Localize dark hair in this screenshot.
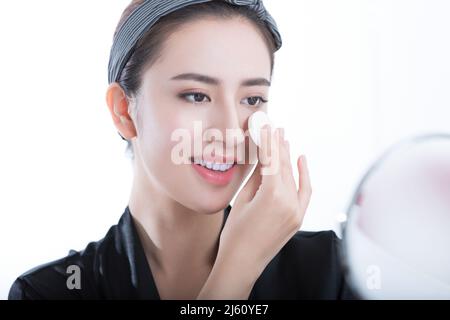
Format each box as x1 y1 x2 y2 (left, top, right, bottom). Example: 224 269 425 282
114 0 278 157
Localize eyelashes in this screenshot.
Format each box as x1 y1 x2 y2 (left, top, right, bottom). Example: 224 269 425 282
178 92 211 104
178 92 268 107
246 96 269 106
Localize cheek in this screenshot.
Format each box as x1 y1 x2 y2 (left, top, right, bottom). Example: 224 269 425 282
141 126 183 166
138 108 196 178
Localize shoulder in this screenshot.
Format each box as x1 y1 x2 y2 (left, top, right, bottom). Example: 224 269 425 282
279 230 343 279
8 223 121 300
251 230 355 299
284 229 341 265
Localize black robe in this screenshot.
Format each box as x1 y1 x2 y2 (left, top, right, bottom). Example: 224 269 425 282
8 205 355 300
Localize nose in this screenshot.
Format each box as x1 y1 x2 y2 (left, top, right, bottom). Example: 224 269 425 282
202 96 247 162
206 96 246 144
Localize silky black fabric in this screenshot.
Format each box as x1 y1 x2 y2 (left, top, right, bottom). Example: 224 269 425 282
8 205 355 300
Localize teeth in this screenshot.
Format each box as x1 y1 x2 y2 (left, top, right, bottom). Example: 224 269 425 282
194 158 234 172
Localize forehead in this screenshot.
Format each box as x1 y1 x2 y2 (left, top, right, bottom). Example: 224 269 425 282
148 17 272 80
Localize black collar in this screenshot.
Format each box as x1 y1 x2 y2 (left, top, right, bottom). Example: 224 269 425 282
117 204 232 299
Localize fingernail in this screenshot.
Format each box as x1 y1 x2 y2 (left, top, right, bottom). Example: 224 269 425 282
262 124 271 134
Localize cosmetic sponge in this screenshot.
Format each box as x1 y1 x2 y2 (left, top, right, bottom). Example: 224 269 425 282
248 111 273 147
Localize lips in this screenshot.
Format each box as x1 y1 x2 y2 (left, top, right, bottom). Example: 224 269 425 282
191 157 237 186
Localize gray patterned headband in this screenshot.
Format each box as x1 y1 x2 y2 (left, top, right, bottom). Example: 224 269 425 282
108 0 282 84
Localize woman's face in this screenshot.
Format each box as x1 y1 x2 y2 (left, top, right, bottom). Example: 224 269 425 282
132 17 272 214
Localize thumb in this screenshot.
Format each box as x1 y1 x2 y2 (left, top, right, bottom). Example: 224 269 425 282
234 161 263 204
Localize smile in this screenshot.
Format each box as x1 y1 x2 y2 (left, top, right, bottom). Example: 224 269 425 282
192 158 235 172
190 157 237 186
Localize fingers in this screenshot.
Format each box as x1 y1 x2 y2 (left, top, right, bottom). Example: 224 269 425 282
234 161 263 203
278 129 296 190
236 125 283 204
252 124 311 214
297 155 312 212
259 124 281 184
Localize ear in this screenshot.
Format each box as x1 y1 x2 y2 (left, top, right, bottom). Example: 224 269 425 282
105 83 137 140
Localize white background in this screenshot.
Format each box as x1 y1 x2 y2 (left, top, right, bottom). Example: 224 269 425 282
0 0 449 298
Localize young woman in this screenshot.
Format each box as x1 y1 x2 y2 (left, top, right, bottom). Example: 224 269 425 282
9 0 353 300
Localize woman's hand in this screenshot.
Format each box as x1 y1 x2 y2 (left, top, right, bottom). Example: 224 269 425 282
197 125 312 299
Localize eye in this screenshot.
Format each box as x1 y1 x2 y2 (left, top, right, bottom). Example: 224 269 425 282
242 96 269 107
178 92 211 104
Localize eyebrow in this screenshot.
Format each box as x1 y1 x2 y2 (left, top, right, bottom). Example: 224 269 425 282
170 73 271 87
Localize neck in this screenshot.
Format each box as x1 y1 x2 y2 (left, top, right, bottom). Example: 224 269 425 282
128 161 225 275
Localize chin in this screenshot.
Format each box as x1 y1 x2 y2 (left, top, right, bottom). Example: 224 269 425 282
192 197 232 215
